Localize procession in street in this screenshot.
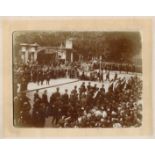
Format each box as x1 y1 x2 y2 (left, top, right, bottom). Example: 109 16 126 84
13 31 142 128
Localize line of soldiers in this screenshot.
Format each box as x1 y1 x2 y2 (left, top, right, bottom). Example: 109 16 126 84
13 75 142 128
13 64 79 93
13 61 140 95
92 62 137 73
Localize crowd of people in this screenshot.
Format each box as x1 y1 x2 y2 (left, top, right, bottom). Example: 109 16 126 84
13 75 142 128
13 60 140 95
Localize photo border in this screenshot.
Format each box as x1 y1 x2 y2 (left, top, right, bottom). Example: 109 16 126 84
1 17 153 138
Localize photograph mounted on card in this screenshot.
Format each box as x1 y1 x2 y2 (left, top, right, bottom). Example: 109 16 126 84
1 17 153 138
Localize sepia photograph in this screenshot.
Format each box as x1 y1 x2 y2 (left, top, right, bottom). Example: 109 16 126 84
13 31 143 128
0 17 152 137
0 0 154 152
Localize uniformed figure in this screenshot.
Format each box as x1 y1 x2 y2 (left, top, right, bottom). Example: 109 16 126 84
92 84 98 93
20 76 28 91
60 89 69 117
71 86 78 95
81 71 85 80
106 72 110 81
54 87 61 99
108 80 114 92
34 90 41 102
42 90 49 117
99 70 104 82
42 90 48 105
79 82 86 99
19 99 31 127
46 71 51 85
61 89 69 105
87 82 92 91
114 73 118 81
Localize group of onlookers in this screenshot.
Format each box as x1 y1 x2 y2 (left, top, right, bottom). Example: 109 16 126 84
13 75 142 128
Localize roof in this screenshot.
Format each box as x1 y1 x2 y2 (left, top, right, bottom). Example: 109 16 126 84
20 43 39 47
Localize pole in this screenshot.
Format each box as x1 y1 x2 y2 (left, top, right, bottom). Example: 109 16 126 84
100 55 102 74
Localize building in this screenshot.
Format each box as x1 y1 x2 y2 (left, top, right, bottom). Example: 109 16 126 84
20 38 76 64
20 43 39 63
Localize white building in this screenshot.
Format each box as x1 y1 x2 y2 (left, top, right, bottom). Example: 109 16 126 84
20 38 75 64
20 43 39 64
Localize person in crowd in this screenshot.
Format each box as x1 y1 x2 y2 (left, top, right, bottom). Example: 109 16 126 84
114 72 118 81
34 90 41 102
14 61 140 92
13 61 142 128
13 92 31 127
79 82 86 99
106 72 110 81
99 70 104 83
87 82 92 91
46 70 51 85
42 90 49 117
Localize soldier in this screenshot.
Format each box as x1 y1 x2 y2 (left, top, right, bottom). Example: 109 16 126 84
114 72 118 81
70 91 78 107
37 70 41 85
50 89 62 125
71 85 78 95
106 71 110 81
49 92 55 117
41 71 44 85
86 89 94 111
81 71 85 80
33 70 37 83
34 90 41 102
45 71 49 85
80 92 87 107
99 70 104 82
92 84 98 93
54 96 63 125
61 89 69 105
20 76 27 91
42 90 48 105
108 80 114 93
42 90 49 117
87 82 92 91
79 82 86 99
54 87 61 99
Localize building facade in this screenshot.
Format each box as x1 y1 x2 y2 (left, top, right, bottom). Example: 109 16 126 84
20 38 75 64
20 43 39 63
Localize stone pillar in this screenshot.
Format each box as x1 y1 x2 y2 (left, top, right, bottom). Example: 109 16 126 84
71 52 73 62
25 50 28 64
30 53 34 62
34 51 37 62
21 52 25 63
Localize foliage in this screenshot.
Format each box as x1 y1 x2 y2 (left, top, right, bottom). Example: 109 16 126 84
13 31 142 62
